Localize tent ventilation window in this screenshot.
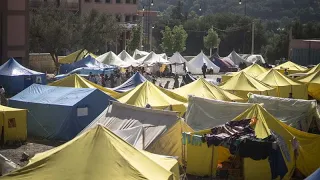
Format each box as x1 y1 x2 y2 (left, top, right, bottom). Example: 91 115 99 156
77 107 88 117
8 118 16 128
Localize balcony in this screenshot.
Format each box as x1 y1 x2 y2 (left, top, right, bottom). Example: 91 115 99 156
29 0 79 11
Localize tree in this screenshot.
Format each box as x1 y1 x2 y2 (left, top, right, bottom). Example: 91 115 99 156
172 25 188 53
160 26 174 54
29 4 77 70
204 28 220 56
127 25 142 54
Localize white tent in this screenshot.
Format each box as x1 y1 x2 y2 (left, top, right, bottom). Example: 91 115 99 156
186 96 253 130
186 51 220 74
113 126 144 149
158 53 168 60
168 52 187 75
81 101 179 149
227 50 248 66
240 54 266 64
133 49 149 59
118 50 140 67
96 51 131 67
137 51 170 66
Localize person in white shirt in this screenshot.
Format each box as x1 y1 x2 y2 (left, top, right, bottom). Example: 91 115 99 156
0 86 5 105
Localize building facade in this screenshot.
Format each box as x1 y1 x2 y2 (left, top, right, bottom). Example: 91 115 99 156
30 0 79 12
289 39 320 65
0 0 29 66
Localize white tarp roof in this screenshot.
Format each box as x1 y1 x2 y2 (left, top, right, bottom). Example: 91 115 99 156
186 51 220 74
240 54 266 64
248 93 320 132
96 51 131 67
168 52 187 64
113 126 144 149
227 50 249 66
158 53 168 60
133 49 149 59
81 101 179 149
118 50 140 67
137 51 170 66
185 96 254 130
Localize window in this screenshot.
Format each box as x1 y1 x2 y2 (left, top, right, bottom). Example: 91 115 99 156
126 0 130 3
95 0 101 2
84 0 90 2
8 118 16 128
116 0 121 3
133 0 136 4
105 0 111 3
125 15 131 22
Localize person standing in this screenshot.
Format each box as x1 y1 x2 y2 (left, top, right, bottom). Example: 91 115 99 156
0 86 6 105
110 74 115 88
174 74 180 88
202 63 207 78
284 69 289 76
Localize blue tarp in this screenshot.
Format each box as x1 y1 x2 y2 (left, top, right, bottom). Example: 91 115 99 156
306 168 320 180
0 58 46 95
113 72 147 92
9 84 115 141
59 55 111 74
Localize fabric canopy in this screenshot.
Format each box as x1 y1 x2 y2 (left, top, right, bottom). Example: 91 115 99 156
59 55 110 74
49 74 120 98
248 93 320 132
81 101 179 149
0 58 46 95
306 64 320 75
241 63 268 77
96 51 131 67
212 57 233 72
173 78 243 102
117 81 188 115
112 72 147 93
186 51 220 74
274 61 308 74
168 52 187 64
227 50 249 66
256 69 308 99
241 54 266 64
220 71 277 100
168 52 187 75
221 57 236 67
58 49 97 64
137 51 170 66
306 168 320 180
185 96 253 130
9 84 114 141
133 49 149 59
113 126 144 149
147 119 194 165
299 70 320 100
2 125 178 180
118 50 140 67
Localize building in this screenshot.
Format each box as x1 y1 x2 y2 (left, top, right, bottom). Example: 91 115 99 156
29 0 79 12
289 39 320 65
0 0 29 66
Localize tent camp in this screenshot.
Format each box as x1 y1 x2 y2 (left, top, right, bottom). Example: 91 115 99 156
59 55 110 74
133 49 149 59
1 125 179 180
241 63 268 77
8 84 114 141
172 78 243 102
137 51 170 66
81 101 179 149
274 61 308 74
248 93 320 132
185 96 253 130
0 105 27 144
112 72 147 93
168 52 187 75
299 70 320 100
147 119 194 164
227 51 249 66
49 74 120 98
0 58 46 95
58 49 97 64
117 81 188 115
118 50 139 67
256 69 308 99
220 71 277 100
96 51 131 67
187 51 220 74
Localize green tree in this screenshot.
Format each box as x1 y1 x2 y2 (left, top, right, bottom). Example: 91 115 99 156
29 4 76 70
127 25 142 54
203 28 220 56
172 25 188 53
160 26 174 54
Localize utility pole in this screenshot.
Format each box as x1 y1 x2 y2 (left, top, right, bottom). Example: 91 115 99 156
210 25 213 57
140 11 144 50
149 26 154 51
251 21 254 54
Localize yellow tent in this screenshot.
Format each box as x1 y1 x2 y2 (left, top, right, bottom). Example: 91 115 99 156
0 105 27 144
299 70 320 100
59 49 97 64
184 105 296 179
147 119 194 165
241 63 268 77
172 78 243 102
306 64 320 75
117 81 188 115
2 125 179 180
49 74 120 98
256 69 308 99
274 61 308 74
220 72 277 100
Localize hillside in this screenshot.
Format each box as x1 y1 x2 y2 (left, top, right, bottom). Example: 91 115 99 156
150 0 320 22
